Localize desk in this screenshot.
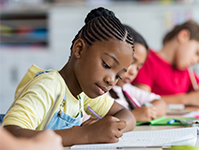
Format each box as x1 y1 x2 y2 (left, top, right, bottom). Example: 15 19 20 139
64 106 199 150
134 125 199 146
64 125 199 150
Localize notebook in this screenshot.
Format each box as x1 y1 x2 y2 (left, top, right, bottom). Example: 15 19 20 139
136 116 166 126
71 127 198 149
136 117 197 126
152 118 198 126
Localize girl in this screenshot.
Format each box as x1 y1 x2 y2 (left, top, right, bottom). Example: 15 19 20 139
2 7 136 146
109 25 167 122
132 20 199 106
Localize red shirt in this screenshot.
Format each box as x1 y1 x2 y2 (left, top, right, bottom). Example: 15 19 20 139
132 50 199 96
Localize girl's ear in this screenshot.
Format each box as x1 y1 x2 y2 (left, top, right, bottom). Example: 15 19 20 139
177 29 190 44
72 39 86 59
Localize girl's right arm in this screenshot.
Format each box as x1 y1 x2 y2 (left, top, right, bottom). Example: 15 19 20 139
56 116 126 146
4 116 126 146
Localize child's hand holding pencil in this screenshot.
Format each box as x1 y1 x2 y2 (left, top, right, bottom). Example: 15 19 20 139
80 106 127 143
82 115 126 143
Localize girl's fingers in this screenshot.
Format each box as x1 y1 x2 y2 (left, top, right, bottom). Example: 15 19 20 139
151 109 157 120
117 120 127 130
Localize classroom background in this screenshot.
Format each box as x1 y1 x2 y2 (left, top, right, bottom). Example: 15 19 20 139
0 0 199 114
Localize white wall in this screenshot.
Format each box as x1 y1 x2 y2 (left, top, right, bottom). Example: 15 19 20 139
0 2 199 113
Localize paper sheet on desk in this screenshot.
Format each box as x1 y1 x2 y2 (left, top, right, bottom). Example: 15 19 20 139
183 110 199 118
71 127 198 149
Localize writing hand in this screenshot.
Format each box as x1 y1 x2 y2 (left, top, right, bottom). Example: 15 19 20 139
131 106 157 122
83 116 126 144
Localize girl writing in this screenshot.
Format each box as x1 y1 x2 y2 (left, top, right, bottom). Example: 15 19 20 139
2 7 136 146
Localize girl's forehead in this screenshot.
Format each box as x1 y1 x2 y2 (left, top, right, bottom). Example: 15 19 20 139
89 39 133 66
93 39 133 53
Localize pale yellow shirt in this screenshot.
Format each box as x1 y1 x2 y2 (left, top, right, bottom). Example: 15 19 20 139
3 64 114 130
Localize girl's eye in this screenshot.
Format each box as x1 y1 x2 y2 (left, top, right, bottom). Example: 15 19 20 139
103 61 111 69
116 74 122 80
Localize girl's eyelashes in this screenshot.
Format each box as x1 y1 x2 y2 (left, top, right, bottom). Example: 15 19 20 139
116 74 122 80
102 60 122 79
102 60 111 69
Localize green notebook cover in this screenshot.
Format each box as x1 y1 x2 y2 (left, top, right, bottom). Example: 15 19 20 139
151 117 197 126
136 117 197 126
136 116 166 125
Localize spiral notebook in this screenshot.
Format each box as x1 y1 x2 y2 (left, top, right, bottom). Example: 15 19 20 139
71 127 198 149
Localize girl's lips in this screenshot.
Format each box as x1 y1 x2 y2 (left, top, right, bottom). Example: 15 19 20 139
95 84 106 95
124 78 131 83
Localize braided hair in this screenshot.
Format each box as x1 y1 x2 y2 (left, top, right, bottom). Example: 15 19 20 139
123 24 149 52
70 7 134 52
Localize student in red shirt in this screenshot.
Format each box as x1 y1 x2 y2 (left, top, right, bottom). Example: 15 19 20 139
132 20 199 106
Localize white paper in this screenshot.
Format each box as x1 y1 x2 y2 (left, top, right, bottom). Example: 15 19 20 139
183 110 199 118
167 104 185 110
71 127 198 149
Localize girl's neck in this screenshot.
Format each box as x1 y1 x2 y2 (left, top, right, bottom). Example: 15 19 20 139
158 40 177 65
59 63 82 99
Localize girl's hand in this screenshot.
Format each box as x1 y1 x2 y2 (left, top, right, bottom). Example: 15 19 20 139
81 116 99 126
83 116 126 144
131 106 157 122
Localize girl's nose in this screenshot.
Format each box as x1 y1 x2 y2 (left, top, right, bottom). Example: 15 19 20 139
104 74 115 86
128 64 137 76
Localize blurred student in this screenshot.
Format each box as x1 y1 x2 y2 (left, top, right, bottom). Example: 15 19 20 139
132 20 199 106
2 7 136 146
109 25 167 122
0 127 63 150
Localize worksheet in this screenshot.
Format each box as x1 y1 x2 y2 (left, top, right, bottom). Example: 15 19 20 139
71 127 198 149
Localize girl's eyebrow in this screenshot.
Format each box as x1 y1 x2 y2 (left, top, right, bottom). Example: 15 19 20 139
104 53 119 64
104 52 127 73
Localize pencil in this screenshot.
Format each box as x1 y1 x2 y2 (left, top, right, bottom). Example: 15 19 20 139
123 90 141 107
188 68 199 91
87 106 102 119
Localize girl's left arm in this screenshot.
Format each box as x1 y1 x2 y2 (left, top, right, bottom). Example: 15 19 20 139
105 101 136 132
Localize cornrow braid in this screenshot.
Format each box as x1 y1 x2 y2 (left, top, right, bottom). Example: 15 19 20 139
70 7 134 52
